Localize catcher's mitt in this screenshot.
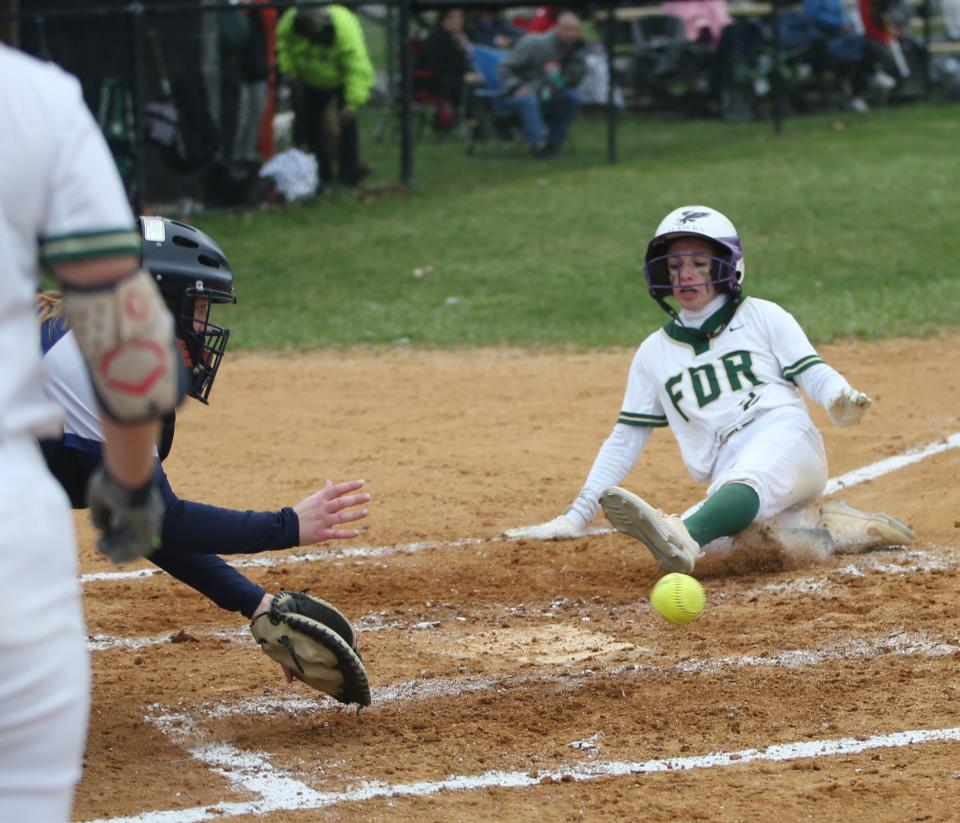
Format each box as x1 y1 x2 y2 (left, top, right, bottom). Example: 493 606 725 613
250 591 371 706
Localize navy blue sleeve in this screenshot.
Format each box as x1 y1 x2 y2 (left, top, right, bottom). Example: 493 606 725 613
156 466 301 555
148 548 266 618
41 439 286 618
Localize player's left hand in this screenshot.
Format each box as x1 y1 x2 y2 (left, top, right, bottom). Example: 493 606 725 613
87 466 164 564
253 593 297 683
294 479 370 545
827 386 873 427
250 591 371 705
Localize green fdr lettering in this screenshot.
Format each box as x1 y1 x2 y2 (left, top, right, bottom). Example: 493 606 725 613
689 363 721 408
721 350 761 392
665 373 688 422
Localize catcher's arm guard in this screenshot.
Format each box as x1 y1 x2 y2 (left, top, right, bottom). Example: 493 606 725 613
62 267 186 423
250 591 371 706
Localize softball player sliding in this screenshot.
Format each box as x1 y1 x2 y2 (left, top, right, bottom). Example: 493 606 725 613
1 47 180 821
507 205 913 572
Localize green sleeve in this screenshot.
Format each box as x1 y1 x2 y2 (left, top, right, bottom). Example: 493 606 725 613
275 8 297 77
337 11 375 110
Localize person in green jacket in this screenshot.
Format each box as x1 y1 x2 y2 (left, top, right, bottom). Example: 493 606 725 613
276 5 374 187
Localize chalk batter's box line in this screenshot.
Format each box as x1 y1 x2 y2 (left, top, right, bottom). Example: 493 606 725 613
80 628 960 823
88 721 960 823
80 432 960 587
80 434 960 821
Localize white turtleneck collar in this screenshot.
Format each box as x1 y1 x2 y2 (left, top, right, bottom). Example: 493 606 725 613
677 294 730 329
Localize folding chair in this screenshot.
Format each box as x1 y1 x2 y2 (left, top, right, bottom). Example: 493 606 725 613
464 44 523 154
629 14 713 112
374 39 459 143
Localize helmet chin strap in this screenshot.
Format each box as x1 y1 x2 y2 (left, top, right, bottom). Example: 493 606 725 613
650 289 742 340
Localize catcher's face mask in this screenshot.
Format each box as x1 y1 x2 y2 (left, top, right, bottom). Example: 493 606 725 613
172 288 231 404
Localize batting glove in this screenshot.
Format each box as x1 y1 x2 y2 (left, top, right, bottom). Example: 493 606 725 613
827 386 873 428
504 512 587 541
87 466 164 564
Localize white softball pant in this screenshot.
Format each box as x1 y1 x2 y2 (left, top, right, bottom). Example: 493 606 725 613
0 438 89 822
708 404 828 521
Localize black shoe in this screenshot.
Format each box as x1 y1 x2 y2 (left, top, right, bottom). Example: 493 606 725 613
532 141 554 159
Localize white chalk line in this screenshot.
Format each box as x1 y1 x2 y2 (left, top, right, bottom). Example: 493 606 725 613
137 628 957 719
85 723 960 823
79 431 960 587
86 612 442 653
86 547 956 653
824 431 960 494
79 432 960 821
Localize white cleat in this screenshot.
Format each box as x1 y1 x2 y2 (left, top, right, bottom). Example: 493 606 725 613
599 486 702 573
819 499 915 555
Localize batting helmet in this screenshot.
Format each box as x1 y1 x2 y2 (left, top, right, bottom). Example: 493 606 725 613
139 216 236 403
643 206 745 310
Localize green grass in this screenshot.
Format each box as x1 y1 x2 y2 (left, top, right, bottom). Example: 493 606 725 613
194 102 960 350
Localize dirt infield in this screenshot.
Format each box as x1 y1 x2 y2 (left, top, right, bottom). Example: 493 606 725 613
74 337 960 822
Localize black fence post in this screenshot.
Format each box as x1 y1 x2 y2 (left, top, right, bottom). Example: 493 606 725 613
922 0 932 97
771 0 783 135
129 1 146 214
385 1 397 107
398 0 414 188
605 0 617 164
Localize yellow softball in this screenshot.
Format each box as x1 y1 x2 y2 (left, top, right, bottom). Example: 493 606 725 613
649 573 706 625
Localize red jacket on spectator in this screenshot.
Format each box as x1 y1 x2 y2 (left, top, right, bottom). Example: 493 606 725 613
253 0 279 158
513 6 560 33
859 0 892 44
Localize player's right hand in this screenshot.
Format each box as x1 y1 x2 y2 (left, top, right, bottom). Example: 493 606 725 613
293 479 370 545
87 466 164 564
504 513 587 541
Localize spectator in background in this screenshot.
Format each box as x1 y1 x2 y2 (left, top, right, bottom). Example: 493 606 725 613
944 0 960 39
498 10 587 157
415 7 477 127
512 5 562 34
276 4 374 188
859 0 917 79
661 0 732 44
219 0 270 164
779 0 899 111
465 6 522 49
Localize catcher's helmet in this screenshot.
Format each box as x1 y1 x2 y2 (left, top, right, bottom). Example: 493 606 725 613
644 206 745 305
139 216 235 403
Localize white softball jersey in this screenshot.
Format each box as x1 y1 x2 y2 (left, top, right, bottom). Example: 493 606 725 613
0 46 136 821
42 328 108 447
0 45 139 441
570 296 852 525
620 296 847 483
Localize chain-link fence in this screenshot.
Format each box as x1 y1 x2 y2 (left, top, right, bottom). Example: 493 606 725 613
3 0 957 213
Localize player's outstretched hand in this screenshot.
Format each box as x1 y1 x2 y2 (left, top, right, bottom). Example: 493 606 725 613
294 479 370 545
505 512 587 541
827 386 873 428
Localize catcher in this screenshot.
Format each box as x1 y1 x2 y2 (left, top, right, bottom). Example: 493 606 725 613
506 205 914 572
38 216 370 705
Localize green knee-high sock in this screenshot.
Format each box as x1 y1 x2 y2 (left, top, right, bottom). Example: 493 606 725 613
683 483 760 547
